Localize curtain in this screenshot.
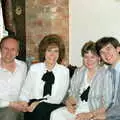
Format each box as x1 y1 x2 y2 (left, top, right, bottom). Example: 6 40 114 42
0 0 8 39
1 0 16 36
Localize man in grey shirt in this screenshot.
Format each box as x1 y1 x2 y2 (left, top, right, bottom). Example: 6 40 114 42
95 37 120 120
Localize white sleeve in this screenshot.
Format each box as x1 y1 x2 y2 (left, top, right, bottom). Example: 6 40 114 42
19 68 33 102
0 100 9 108
18 63 27 97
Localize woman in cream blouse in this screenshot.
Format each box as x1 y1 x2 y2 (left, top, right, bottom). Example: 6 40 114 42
19 34 69 120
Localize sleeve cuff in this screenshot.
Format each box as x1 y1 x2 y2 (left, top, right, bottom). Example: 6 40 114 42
0 101 9 108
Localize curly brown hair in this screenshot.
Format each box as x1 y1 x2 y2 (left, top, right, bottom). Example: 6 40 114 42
39 34 65 64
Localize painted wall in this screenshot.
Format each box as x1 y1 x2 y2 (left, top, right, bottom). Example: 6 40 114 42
69 0 120 66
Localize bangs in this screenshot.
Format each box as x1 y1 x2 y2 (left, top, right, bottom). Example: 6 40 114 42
47 43 59 49
84 50 98 56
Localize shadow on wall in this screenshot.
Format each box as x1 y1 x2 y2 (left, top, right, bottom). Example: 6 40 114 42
67 64 77 78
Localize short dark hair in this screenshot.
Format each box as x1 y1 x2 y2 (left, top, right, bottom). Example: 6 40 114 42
39 34 65 64
96 37 120 56
0 35 19 50
81 41 97 57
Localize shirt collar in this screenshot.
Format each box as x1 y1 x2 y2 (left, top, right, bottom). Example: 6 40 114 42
0 59 19 72
43 62 58 73
109 62 120 73
114 62 120 72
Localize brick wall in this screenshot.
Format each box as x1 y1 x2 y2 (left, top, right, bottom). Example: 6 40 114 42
26 0 69 65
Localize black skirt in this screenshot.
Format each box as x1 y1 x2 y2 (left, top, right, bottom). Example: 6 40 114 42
24 102 64 120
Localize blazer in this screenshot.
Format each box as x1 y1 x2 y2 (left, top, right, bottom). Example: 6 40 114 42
68 66 113 111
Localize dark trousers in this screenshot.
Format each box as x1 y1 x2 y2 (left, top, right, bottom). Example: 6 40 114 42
0 107 23 120
24 102 64 120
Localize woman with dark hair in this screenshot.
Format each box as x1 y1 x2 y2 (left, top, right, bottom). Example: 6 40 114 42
39 34 65 64
19 34 69 120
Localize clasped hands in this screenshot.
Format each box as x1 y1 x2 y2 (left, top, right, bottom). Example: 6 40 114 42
65 96 106 120
9 101 40 112
65 97 93 120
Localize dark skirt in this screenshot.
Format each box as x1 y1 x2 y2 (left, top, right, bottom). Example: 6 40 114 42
24 102 64 120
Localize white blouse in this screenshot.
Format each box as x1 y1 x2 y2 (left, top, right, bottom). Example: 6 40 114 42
75 71 91 114
20 62 69 104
